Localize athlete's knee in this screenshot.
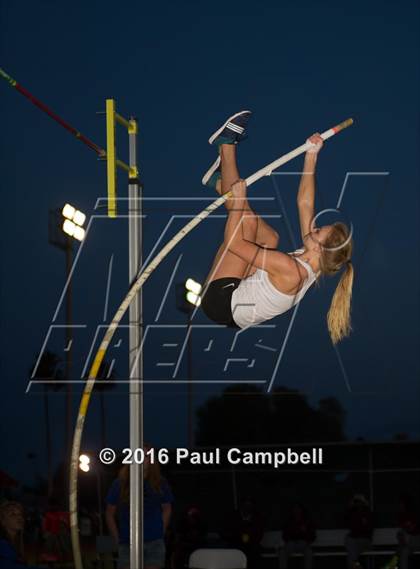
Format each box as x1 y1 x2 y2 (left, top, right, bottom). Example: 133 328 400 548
242 215 259 244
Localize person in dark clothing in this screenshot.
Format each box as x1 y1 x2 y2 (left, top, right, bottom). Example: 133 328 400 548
279 503 316 569
397 494 420 569
170 506 208 569
344 494 373 569
222 498 263 569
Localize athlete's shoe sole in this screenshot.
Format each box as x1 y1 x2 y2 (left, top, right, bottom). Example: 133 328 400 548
201 155 221 188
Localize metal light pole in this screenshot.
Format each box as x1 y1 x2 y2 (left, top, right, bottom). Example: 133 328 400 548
62 206 86 463
49 205 86 468
78 454 104 536
65 237 73 460
187 308 193 449
177 279 202 448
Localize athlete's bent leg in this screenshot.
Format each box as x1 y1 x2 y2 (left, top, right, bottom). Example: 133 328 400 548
204 144 257 282
219 144 279 247
206 145 279 283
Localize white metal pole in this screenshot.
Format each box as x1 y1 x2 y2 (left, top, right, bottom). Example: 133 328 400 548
128 118 143 569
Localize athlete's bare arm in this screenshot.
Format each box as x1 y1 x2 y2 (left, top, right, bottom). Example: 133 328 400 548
297 133 323 240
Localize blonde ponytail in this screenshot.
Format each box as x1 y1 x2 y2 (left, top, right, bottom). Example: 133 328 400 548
327 262 354 344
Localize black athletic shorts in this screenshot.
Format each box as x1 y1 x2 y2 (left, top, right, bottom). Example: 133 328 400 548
201 277 241 328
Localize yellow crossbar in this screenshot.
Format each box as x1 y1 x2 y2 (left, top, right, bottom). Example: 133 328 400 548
106 99 117 218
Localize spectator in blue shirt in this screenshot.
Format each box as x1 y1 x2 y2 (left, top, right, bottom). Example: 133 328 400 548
106 448 173 569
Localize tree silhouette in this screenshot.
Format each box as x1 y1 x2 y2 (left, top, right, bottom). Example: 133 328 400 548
196 384 270 446
29 350 64 498
317 397 346 441
196 385 346 446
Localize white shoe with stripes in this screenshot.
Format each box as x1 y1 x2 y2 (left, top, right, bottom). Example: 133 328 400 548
208 110 252 145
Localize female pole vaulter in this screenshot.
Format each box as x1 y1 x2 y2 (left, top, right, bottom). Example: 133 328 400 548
201 111 354 344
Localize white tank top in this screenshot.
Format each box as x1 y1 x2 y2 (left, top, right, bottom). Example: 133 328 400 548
231 249 318 329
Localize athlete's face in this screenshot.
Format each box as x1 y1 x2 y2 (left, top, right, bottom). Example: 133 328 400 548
305 225 332 250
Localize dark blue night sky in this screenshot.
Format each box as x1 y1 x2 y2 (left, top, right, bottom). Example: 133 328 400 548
1 0 419 484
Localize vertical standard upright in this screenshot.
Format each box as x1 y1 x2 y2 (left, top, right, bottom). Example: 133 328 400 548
128 117 143 569
106 99 143 567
